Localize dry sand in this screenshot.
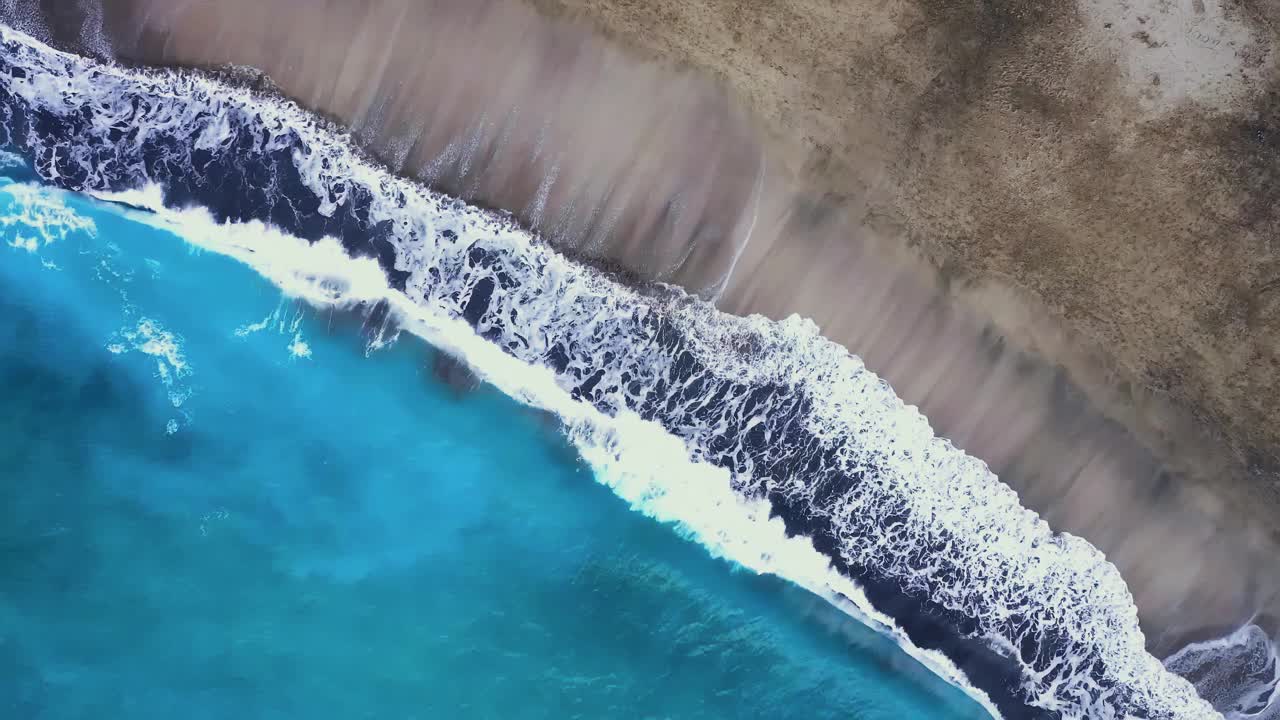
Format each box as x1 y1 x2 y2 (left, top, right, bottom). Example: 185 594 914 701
526 0 1280 652
9 0 1280 656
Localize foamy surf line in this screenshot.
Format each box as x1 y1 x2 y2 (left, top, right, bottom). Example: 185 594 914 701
0 26 1216 719
94 185 1000 717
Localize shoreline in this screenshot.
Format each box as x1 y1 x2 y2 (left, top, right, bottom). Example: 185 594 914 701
524 0 1280 510
0 23 1217 713
6 0 1278 662
530 0 1280 481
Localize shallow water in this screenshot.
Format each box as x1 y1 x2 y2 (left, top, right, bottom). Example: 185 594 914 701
0 170 992 719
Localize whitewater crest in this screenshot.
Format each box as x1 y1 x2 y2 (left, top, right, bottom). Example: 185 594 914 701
0 26 1220 719
1165 624 1279 719
0 174 94 256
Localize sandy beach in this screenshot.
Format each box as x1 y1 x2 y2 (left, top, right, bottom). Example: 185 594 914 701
9 0 1279 660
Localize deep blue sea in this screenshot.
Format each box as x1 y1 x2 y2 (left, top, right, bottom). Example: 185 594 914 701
0 163 993 719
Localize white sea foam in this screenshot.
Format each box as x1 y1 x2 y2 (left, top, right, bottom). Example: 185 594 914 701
1165 625 1279 719
0 26 1223 718
108 315 193 432
0 147 23 168
0 178 94 255
233 299 312 358
235 300 303 338
122 317 190 383
287 333 312 359
233 317 270 337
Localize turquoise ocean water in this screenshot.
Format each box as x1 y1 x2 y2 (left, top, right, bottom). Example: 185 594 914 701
0 163 992 719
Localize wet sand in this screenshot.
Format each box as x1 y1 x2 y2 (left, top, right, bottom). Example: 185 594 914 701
8 0 1280 657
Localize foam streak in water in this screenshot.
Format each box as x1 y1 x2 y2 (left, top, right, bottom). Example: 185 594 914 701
0 177 93 256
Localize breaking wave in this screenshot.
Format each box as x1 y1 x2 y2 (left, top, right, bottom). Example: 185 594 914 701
1165 624 1278 719
0 26 1219 719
